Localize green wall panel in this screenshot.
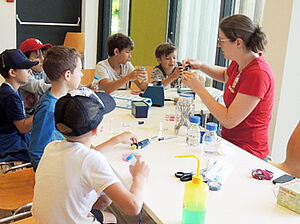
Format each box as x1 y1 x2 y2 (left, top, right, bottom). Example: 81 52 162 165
130 0 168 66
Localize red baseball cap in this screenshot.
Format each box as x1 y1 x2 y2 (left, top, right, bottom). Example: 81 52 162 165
20 38 53 54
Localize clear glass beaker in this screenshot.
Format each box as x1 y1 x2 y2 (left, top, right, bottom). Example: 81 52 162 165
175 93 194 134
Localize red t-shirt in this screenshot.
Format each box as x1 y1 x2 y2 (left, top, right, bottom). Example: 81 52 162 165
221 54 274 159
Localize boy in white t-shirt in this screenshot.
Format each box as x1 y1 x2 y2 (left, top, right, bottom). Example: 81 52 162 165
32 87 150 224
95 33 148 93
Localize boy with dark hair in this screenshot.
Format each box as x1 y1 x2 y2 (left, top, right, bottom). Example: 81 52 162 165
20 38 52 115
0 49 38 162
151 42 183 88
95 33 148 93
32 87 150 223
28 46 82 170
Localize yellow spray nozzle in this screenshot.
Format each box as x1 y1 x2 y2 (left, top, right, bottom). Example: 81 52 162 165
175 154 202 184
131 143 137 150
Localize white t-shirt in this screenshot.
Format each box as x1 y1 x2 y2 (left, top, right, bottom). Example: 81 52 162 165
95 59 135 90
32 140 120 224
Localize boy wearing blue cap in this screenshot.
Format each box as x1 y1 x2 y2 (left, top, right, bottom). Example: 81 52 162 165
32 87 150 223
0 49 38 162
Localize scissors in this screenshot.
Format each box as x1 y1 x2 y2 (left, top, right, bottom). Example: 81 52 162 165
175 171 193 182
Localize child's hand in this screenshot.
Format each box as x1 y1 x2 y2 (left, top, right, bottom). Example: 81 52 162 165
172 66 183 78
129 158 150 181
90 84 99 92
128 69 147 82
115 131 137 144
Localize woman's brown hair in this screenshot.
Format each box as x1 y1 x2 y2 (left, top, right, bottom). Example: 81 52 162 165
219 14 267 53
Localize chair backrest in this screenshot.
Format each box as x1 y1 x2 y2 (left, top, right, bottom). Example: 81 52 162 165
130 66 154 91
0 168 35 211
281 121 300 177
81 69 96 87
63 32 85 54
11 216 35 224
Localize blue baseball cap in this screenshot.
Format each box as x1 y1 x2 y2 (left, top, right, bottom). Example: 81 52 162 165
0 49 38 72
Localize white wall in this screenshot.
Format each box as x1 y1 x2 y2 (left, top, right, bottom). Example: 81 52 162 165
264 0 300 162
81 0 98 69
0 0 16 51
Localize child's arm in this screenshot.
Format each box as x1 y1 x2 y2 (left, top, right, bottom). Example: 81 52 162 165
104 158 150 215
133 68 148 91
94 131 137 152
13 115 33 134
100 76 131 94
20 75 51 96
100 69 147 93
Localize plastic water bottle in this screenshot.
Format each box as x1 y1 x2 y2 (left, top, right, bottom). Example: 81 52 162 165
186 116 201 147
177 155 209 224
202 122 218 154
90 75 100 90
125 153 137 166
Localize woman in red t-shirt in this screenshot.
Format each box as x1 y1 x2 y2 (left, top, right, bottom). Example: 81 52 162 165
182 14 275 160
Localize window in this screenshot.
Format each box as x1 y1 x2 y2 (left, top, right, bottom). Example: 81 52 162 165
111 0 130 35
233 0 265 26
174 0 222 86
172 0 265 87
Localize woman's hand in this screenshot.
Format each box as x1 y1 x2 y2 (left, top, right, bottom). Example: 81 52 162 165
181 71 204 90
182 58 203 70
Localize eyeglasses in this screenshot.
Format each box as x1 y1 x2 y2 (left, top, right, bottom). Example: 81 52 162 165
217 37 232 44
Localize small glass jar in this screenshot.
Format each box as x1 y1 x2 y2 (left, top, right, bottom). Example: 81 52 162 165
186 116 201 147
202 122 218 154
174 93 194 133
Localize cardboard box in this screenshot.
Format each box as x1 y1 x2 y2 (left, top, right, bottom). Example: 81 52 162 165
277 179 300 214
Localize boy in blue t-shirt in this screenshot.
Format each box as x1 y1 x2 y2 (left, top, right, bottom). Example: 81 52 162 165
28 46 82 170
0 49 38 162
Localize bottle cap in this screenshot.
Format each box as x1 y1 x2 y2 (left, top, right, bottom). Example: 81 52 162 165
206 122 217 131
208 181 222 191
126 153 135 162
94 75 100 80
189 115 201 124
179 93 193 98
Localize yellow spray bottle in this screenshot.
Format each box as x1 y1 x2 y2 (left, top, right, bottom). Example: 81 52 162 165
176 154 208 224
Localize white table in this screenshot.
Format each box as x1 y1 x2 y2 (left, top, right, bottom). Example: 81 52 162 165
92 90 300 224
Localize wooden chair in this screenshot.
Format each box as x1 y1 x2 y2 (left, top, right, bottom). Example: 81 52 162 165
11 216 35 224
81 69 96 88
130 66 154 91
63 32 85 67
0 167 35 223
63 32 85 54
270 121 300 178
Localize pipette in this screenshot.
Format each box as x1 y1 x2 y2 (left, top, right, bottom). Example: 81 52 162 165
131 136 158 150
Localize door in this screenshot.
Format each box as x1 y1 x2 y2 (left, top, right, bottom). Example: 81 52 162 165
16 0 82 47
